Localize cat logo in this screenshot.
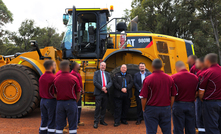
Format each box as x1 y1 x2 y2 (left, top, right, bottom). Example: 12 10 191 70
127 39 135 47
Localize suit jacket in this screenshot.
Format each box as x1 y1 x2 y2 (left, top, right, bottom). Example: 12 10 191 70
93 70 112 96
134 71 151 96
113 72 133 98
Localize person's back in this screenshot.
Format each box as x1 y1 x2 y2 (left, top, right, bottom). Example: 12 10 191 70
171 61 199 134
39 60 57 134
140 59 177 134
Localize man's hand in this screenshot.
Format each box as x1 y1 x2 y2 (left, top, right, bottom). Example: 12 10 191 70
102 87 107 93
121 88 127 93
81 89 85 95
54 94 57 99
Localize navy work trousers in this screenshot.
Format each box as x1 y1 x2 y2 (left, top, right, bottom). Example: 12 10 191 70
136 95 143 122
143 105 171 134
195 98 205 134
78 96 82 123
39 98 57 134
172 101 195 134
56 100 78 134
203 100 221 134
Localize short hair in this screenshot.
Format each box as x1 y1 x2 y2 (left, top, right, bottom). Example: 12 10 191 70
59 60 70 71
43 60 54 70
189 55 197 61
71 62 77 70
139 62 145 66
175 61 185 68
152 59 162 69
121 64 127 68
198 57 204 63
205 53 218 64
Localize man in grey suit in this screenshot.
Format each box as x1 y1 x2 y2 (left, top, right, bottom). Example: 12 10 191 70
93 62 112 129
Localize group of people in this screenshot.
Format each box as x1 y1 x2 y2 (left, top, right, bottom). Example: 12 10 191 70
39 60 83 134
38 52 221 134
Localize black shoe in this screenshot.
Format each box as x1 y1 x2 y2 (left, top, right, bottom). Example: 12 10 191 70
136 120 141 125
121 120 128 125
100 121 108 126
114 122 120 127
93 123 98 129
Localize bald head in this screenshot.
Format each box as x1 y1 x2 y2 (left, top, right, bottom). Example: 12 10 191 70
175 61 186 72
204 53 218 68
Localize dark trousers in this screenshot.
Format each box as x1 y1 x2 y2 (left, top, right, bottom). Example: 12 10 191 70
136 95 143 121
94 93 108 123
56 100 78 134
114 92 130 123
172 101 195 134
39 98 57 134
78 96 82 123
196 98 205 134
203 100 221 134
143 105 171 134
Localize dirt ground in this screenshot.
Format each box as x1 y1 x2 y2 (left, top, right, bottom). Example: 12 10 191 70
0 107 167 134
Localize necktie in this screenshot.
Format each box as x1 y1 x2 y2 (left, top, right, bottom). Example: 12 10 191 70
102 71 106 87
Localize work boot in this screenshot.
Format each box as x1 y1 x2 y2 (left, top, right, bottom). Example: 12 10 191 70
78 122 84 126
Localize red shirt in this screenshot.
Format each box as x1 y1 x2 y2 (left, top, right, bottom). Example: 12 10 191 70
190 64 200 75
71 70 83 88
199 64 221 100
54 72 81 100
55 70 62 76
139 70 177 106
171 69 198 102
197 68 208 80
39 71 56 99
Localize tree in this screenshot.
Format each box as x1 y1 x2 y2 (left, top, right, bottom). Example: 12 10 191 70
195 0 221 64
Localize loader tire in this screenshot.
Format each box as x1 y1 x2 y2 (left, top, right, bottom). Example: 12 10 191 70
108 64 149 120
0 64 39 118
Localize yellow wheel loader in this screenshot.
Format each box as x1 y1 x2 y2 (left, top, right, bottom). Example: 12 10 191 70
0 5 195 118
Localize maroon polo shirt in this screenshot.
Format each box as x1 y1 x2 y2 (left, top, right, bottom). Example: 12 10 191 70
39 71 56 99
190 63 200 75
171 69 198 102
199 64 221 100
139 70 177 106
71 70 83 88
197 68 208 80
54 72 81 100
55 70 62 76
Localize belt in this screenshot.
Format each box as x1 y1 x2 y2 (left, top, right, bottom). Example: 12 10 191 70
175 101 194 103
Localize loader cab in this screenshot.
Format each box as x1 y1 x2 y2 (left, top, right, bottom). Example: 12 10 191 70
62 7 110 59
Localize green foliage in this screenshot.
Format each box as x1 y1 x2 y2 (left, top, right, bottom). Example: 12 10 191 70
124 0 221 62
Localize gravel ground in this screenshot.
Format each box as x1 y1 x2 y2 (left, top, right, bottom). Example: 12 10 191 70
0 107 169 134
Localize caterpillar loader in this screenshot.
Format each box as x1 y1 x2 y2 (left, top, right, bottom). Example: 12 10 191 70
0 5 195 118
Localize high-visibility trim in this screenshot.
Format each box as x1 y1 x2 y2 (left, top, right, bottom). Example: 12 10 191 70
18 60 22 64
48 129 56 132
68 8 101 12
199 88 205 91
69 130 77 133
198 128 205 132
78 106 82 108
75 61 81 64
39 127 48 130
56 130 63 133
88 61 96 64
191 44 195 55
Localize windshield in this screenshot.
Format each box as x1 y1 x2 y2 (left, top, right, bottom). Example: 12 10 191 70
62 15 72 50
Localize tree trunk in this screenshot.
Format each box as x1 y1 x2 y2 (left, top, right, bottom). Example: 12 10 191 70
210 16 221 64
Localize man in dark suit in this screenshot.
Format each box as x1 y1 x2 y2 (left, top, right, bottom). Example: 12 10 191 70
113 64 133 127
134 62 151 125
93 62 112 129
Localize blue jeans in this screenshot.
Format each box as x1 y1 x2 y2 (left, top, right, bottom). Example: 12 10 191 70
172 101 195 134
195 98 205 134
56 100 78 134
39 98 57 134
143 105 171 134
203 100 221 134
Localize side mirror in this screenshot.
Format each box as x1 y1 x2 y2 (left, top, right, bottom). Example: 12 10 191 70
63 14 69 25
